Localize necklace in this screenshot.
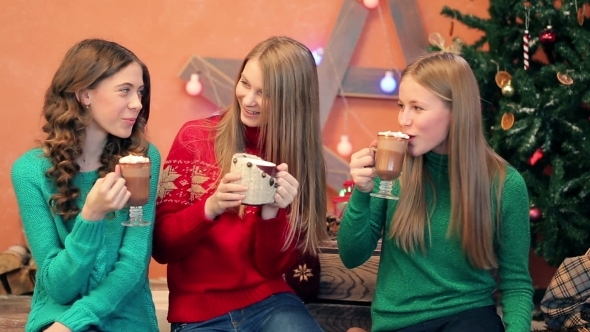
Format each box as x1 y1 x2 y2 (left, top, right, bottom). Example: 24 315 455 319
78 156 97 172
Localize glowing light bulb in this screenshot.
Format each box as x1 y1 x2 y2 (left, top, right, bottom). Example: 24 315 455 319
185 73 202 96
312 47 324 65
362 0 379 9
337 135 353 157
380 71 397 93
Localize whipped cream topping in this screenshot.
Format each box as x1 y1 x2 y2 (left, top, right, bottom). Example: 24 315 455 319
378 131 410 139
238 157 276 167
119 155 150 164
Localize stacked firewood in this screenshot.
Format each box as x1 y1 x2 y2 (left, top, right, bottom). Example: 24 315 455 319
326 214 341 238
0 245 36 296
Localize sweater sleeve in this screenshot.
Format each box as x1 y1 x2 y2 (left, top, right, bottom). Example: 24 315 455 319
152 121 220 264
337 182 387 269
11 153 104 306
252 209 298 279
57 144 161 331
497 170 534 332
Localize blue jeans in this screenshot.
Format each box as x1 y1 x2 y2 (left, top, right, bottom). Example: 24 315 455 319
395 305 504 332
171 292 324 332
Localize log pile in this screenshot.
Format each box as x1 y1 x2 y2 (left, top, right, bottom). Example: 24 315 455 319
0 245 35 296
326 214 341 238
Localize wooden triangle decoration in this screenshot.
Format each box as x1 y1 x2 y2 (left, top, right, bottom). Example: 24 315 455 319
179 0 428 190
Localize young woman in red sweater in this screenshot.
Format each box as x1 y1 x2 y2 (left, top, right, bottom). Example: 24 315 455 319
153 36 328 332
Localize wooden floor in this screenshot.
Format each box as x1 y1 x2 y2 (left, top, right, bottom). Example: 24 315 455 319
0 281 170 332
0 290 548 332
0 295 30 332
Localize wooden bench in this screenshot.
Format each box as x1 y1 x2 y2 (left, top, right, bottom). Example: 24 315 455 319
0 295 30 332
306 240 380 332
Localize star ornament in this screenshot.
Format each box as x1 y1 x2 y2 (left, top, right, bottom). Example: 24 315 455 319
293 264 314 282
178 0 430 192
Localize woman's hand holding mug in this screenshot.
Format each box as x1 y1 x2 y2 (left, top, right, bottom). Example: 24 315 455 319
262 163 298 219
349 141 377 193
205 173 248 220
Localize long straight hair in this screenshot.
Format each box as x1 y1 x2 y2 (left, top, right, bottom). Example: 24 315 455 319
389 52 506 269
42 39 150 221
215 36 328 255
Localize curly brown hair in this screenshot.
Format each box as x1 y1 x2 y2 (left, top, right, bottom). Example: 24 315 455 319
42 39 151 221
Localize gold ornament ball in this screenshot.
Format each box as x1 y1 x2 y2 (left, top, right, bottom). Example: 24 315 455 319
502 84 515 97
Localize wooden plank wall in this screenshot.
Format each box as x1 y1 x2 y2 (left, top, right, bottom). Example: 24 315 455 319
317 254 379 302
307 303 372 332
317 0 369 130
307 241 380 332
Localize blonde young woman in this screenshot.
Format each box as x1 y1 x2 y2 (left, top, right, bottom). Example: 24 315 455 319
338 52 533 332
153 36 327 332
11 39 160 332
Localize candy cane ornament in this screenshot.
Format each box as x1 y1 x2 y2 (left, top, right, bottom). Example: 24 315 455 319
523 10 530 70
523 29 530 70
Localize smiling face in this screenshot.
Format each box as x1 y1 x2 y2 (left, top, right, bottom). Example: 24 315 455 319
80 62 145 140
397 75 452 156
236 58 265 128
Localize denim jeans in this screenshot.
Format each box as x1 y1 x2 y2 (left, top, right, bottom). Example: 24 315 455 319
395 305 505 332
171 292 324 332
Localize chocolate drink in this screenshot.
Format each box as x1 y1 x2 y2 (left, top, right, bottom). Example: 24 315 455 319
119 162 151 206
374 136 407 181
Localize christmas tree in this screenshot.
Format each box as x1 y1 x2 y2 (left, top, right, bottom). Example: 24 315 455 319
430 0 590 266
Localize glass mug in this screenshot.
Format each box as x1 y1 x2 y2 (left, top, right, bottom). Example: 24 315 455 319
118 156 151 226
370 132 409 200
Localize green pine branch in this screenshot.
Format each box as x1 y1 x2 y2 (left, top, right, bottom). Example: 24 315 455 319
434 0 590 265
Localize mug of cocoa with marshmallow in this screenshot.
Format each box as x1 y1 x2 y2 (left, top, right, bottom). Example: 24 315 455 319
230 153 278 205
118 155 151 226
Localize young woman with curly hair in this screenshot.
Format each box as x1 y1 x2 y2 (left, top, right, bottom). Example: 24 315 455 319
11 38 160 332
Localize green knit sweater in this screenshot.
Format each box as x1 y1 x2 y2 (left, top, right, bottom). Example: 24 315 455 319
338 152 533 332
11 144 161 332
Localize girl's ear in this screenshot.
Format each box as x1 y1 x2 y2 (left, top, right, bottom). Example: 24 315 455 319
75 89 91 107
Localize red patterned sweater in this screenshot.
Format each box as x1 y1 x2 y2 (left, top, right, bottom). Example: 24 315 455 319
153 116 297 323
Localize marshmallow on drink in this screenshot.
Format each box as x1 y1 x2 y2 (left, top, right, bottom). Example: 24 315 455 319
119 155 150 164
378 131 410 139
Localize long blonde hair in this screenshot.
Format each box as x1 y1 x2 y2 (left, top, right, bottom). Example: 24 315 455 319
390 52 506 269
215 36 328 255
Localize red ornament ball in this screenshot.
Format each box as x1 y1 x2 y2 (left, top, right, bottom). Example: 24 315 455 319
529 206 542 221
543 165 553 177
529 148 544 166
540 25 557 46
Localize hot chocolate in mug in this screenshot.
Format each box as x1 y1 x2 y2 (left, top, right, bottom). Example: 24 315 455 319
230 153 278 205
